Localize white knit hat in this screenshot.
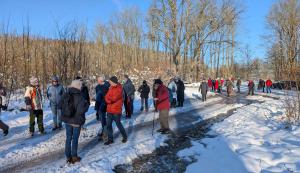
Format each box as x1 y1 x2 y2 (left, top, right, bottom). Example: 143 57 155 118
29 77 39 86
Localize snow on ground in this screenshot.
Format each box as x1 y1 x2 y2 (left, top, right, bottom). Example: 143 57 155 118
178 90 300 173
0 84 221 172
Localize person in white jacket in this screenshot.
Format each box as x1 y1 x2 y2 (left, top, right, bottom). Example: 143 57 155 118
167 78 177 108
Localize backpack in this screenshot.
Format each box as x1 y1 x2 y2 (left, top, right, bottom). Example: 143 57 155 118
61 92 76 118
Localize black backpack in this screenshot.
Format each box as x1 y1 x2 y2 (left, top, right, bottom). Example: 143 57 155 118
61 92 76 118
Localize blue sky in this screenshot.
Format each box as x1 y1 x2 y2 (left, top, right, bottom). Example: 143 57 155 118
0 0 275 59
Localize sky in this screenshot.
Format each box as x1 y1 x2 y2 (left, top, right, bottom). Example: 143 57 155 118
0 0 276 60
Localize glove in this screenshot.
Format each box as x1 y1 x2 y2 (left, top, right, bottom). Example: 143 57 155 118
26 105 32 111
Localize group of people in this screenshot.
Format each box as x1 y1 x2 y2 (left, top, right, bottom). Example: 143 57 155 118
0 75 187 165
202 77 238 98
258 79 273 93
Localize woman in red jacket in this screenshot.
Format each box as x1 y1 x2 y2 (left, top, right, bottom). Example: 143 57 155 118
153 79 171 134
266 79 273 93
104 76 127 145
208 78 213 91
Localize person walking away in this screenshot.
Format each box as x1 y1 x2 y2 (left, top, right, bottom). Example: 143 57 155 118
225 78 234 97
95 75 110 141
154 79 171 134
104 76 127 145
47 76 65 131
199 80 208 102
236 78 241 93
175 77 185 107
266 79 272 93
138 80 150 112
248 80 255 96
25 77 45 136
60 80 89 164
123 75 136 118
167 78 177 108
0 83 9 136
215 78 219 93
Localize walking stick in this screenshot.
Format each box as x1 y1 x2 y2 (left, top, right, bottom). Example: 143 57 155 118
152 100 156 136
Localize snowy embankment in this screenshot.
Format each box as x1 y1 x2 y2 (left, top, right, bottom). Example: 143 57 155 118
178 90 300 173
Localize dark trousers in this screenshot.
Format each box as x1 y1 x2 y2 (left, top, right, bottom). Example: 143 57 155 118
99 111 107 133
107 113 127 142
248 88 254 95
140 98 149 111
29 110 44 133
65 124 81 158
237 85 240 93
124 95 134 118
202 94 207 102
171 98 177 108
0 120 9 132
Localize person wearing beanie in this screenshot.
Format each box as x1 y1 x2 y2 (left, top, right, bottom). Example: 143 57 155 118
95 75 110 141
153 79 171 134
75 76 90 106
138 80 150 112
122 75 136 118
24 76 45 136
104 76 127 145
60 79 89 164
47 76 65 131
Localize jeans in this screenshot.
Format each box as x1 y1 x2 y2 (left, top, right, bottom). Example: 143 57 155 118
100 111 107 133
65 124 81 158
107 113 127 142
29 110 44 133
267 87 271 93
202 94 207 101
124 95 134 117
51 105 62 127
237 85 240 93
140 98 149 111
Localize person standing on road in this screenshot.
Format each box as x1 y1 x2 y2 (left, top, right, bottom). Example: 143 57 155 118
167 78 177 108
60 80 89 164
138 80 150 112
105 76 127 145
175 77 185 107
47 76 65 131
25 77 45 136
123 75 135 118
0 82 9 136
199 80 208 102
248 80 255 96
236 78 241 93
154 79 171 134
266 79 273 93
225 78 234 97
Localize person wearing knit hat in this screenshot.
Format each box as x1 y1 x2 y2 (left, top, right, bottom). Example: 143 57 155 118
25 76 45 136
105 76 127 145
47 75 65 131
60 79 89 164
153 79 171 134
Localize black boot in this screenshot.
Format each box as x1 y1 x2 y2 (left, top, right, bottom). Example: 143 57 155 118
3 129 8 136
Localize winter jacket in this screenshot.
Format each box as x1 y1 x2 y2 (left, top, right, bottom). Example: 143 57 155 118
236 79 241 86
81 84 90 105
123 79 136 98
167 88 173 103
156 84 170 110
199 81 208 95
105 83 123 115
60 87 89 126
176 80 185 102
266 80 272 87
95 81 110 112
24 85 43 110
138 84 150 99
208 79 213 87
248 80 255 89
226 80 234 93
0 86 7 110
215 80 219 90
168 81 177 98
47 84 65 106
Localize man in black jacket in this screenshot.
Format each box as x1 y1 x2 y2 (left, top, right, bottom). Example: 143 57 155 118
60 80 89 164
75 76 90 105
0 82 9 136
175 77 185 107
138 80 150 112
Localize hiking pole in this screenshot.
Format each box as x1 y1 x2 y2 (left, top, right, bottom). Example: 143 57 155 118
152 110 155 136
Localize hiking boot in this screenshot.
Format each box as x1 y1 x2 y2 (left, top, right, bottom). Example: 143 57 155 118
52 126 58 131
104 140 113 145
40 131 46 135
72 156 81 163
3 129 8 136
161 129 171 134
66 158 73 164
122 138 127 143
156 129 164 133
